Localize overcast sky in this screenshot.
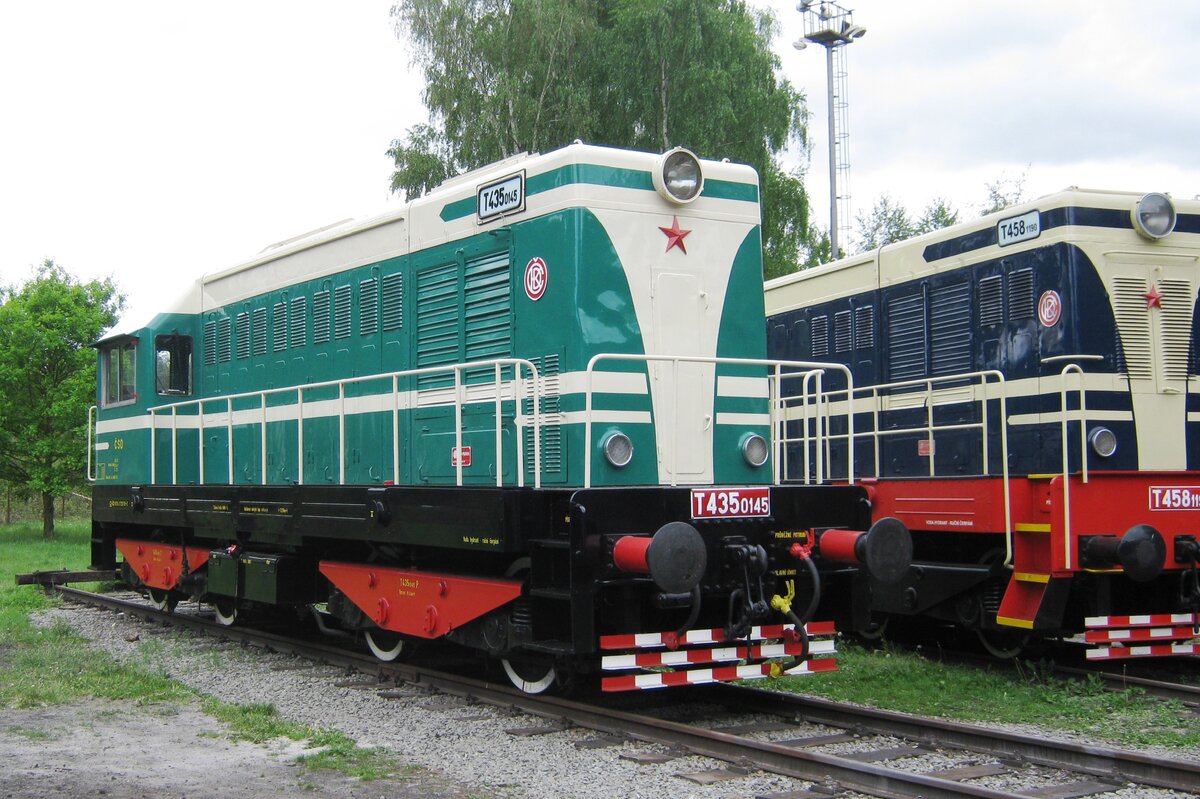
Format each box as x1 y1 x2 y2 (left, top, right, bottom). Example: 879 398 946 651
2 1 1198 329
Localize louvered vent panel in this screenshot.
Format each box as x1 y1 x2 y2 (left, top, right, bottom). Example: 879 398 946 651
1112 276 1152 379
334 285 352 339
252 308 267 356
887 294 926 380
360 278 379 337
236 312 250 359
1159 278 1193 381
217 317 232 363
1008 269 1034 320
464 251 512 364
416 262 460 388
382 272 404 331
930 282 970 375
979 275 1003 326
524 353 563 477
313 291 330 344
272 302 287 352
811 316 829 357
854 305 874 349
203 319 217 366
834 311 852 353
290 297 307 348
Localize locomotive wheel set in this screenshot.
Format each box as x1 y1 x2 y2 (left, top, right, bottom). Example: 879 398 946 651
766 189 1200 660
88 144 908 694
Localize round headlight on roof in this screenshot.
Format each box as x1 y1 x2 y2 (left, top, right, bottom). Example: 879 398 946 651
1131 192 1176 240
654 147 704 204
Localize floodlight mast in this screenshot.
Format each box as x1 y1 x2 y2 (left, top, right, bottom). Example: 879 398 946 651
794 1 865 259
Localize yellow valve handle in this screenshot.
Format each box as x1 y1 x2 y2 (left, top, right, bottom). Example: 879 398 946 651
770 579 796 614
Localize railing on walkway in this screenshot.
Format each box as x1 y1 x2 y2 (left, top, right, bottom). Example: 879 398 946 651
141 358 542 489
581 354 854 489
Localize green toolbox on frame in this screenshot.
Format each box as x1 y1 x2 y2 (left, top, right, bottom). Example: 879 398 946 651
206 550 309 604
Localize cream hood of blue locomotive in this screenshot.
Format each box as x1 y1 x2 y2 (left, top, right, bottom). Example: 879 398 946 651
91 143 774 490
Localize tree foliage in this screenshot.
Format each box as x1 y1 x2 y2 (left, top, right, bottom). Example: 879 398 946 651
855 195 960 253
980 169 1029 216
388 0 816 277
0 261 122 536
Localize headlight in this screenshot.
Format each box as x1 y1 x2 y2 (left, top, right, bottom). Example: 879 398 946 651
653 147 704 204
740 433 769 467
1089 427 1117 458
602 431 633 468
1131 193 1176 240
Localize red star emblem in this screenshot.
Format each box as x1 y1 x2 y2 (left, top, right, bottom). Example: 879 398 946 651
659 215 691 254
1145 284 1164 310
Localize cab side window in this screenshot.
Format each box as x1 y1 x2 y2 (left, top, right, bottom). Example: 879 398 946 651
155 335 193 396
102 341 138 406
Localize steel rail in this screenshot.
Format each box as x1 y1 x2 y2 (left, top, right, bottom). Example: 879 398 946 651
709 683 1200 794
51 588 1200 798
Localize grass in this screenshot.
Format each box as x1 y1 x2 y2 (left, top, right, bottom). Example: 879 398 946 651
0 519 401 783
776 640 1200 749
5 519 1198 757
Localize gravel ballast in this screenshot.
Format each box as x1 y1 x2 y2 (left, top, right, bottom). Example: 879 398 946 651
13 602 1198 799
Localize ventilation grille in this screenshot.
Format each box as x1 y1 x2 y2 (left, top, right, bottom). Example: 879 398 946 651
203 319 217 366
290 297 307 349
217 317 231 363
252 308 267 356
383 272 404 331
1159 278 1194 381
272 302 287 352
811 316 828 357
334 285 352 340
887 294 926 380
313 291 331 344
1008 269 1034 320
1112 276 1152 380
979 275 1003 326
834 311 852 353
854 305 875 349
464 251 512 365
930 282 970 375
236 312 251 359
524 353 563 477
360 277 379 337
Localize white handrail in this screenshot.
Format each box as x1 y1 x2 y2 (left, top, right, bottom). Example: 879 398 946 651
1059 363 1089 570
145 357 541 489
87 405 97 482
582 354 853 489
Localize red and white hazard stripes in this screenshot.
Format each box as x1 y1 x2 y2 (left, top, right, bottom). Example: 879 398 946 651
602 658 836 692
1085 613 1198 629
598 621 838 692
1084 612 1200 660
598 621 835 651
1086 642 1200 660
601 639 836 671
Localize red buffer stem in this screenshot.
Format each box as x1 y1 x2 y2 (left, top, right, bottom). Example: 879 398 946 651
613 536 652 574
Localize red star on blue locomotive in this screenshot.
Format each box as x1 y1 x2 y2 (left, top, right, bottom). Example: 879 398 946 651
659 215 691 253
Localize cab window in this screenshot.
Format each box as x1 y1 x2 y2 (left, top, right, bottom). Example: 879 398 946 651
155 335 192 396
102 341 138 406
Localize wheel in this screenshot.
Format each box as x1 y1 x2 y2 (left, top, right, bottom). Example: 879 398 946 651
502 654 559 694
213 599 238 627
364 628 406 662
147 588 177 613
976 626 1028 659
854 615 890 642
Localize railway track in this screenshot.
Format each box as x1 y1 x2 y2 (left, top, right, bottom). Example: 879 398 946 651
44 585 1200 799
